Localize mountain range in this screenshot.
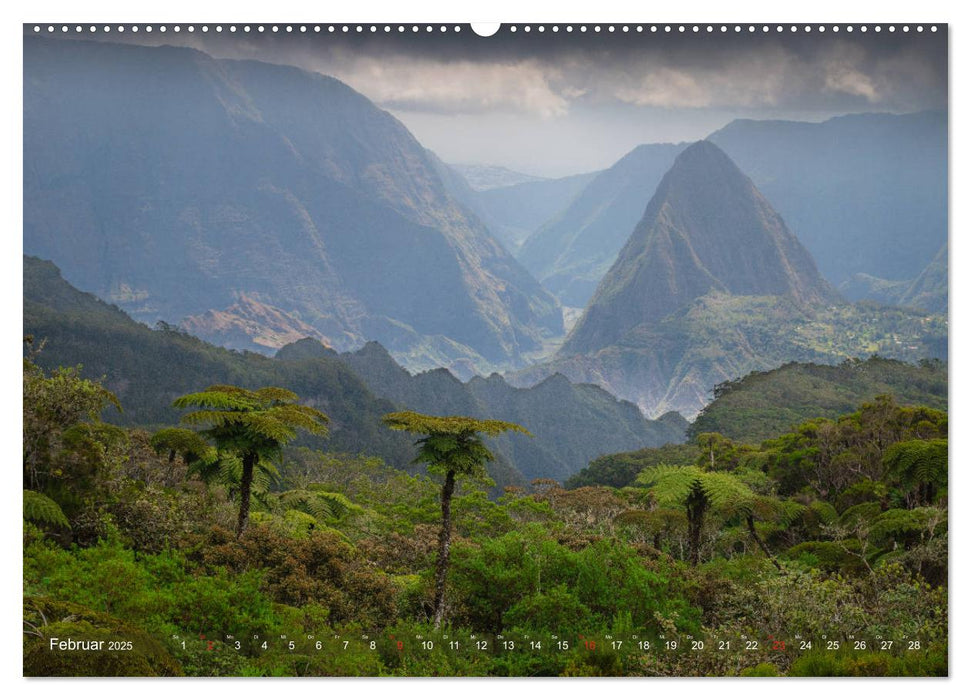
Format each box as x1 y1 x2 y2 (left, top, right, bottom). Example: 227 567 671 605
505 111 945 312
309 339 685 483
24 255 684 485
449 164 547 191
838 243 948 315
24 36 561 376
561 141 839 355
467 173 599 254
511 141 947 418
708 110 947 288
23 37 947 433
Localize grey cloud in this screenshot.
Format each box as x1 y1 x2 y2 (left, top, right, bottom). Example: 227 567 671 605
39 26 946 117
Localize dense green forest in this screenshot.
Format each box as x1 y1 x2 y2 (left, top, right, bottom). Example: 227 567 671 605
24 346 947 676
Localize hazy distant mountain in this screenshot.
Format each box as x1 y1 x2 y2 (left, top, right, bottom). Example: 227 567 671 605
514 112 945 309
899 243 948 315
24 37 561 374
562 141 839 355
450 163 547 191
474 173 598 253
517 143 686 308
708 111 947 285
512 142 946 418
838 274 911 308
839 243 947 315
429 153 597 254
333 340 687 483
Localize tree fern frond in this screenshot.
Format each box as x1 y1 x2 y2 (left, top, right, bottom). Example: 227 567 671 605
150 427 216 464
698 471 755 513
883 439 947 489
173 389 258 411
23 490 70 528
253 387 300 404
635 465 704 507
806 500 838 525
278 489 358 521
384 411 531 438
179 410 245 428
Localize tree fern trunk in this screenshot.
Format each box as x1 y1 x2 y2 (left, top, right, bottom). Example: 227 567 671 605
687 493 705 566
433 469 456 629
236 453 256 538
746 514 783 571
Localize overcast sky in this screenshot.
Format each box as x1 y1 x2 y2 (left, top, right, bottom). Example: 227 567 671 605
32 24 948 177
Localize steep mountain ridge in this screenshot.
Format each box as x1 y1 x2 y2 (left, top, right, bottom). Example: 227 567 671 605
24 37 561 374
562 140 838 355
510 142 945 418
336 341 688 483
518 143 686 307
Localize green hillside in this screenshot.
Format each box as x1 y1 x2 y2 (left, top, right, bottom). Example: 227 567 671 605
24 256 426 477
690 356 947 443
25 255 684 486
513 291 947 420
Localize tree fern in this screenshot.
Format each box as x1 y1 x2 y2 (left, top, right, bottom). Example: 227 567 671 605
172 385 329 537
270 487 359 522
635 465 783 566
883 438 947 505
150 428 216 465
23 489 69 528
383 410 529 629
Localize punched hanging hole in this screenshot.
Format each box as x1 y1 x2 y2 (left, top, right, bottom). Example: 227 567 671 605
471 23 501 37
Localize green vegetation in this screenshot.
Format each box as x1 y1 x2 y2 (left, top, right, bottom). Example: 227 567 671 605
691 356 947 443
23 346 948 676
384 412 530 628
567 443 701 489
636 466 758 567
170 386 330 536
24 257 413 468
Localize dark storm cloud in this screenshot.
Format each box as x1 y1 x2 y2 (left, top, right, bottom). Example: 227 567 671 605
30 24 947 115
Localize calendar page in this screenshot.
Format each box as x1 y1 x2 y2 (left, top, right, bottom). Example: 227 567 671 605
22 21 948 678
